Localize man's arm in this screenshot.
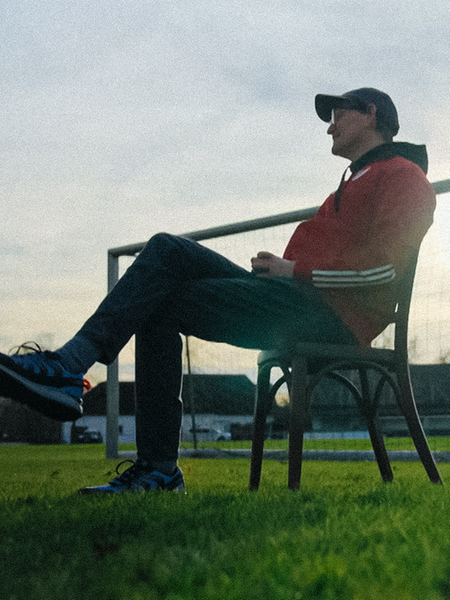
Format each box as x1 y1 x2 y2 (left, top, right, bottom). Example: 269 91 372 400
251 251 295 278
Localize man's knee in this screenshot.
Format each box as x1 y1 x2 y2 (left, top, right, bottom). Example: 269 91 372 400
140 232 181 258
147 232 178 247
136 232 198 272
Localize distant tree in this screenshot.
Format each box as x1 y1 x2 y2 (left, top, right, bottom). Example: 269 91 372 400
439 349 450 364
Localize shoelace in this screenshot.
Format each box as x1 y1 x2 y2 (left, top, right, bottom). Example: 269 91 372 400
8 341 91 392
9 341 44 355
112 460 145 485
115 459 136 476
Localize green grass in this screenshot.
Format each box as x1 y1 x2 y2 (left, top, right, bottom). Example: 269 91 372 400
179 435 450 452
2 444 450 599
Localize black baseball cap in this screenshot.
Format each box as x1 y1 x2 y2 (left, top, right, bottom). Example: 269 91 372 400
315 87 399 137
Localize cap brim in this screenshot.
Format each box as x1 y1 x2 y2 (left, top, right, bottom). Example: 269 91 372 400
315 94 353 122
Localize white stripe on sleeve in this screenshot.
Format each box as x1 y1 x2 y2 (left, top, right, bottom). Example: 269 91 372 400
312 264 396 288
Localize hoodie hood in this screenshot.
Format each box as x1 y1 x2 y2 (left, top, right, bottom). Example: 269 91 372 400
350 142 428 175
333 142 429 212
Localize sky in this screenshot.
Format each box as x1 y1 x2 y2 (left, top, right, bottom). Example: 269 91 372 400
1 0 449 377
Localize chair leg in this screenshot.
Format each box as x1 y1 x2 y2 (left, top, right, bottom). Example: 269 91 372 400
288 356 308 491
249 363 272 490
396 367 442 484
359 369 394 482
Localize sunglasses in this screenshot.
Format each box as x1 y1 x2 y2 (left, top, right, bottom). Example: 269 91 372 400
329 100 370 125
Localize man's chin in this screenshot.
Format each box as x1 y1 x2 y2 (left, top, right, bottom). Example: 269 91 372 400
331 143 349 159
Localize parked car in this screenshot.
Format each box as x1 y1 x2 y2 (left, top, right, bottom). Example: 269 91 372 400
71 425 103 444
188 427 231 442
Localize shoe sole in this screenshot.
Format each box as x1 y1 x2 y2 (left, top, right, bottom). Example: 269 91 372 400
0 363 83 421
78 485 186 495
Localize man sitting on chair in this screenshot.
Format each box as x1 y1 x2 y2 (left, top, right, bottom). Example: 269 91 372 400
0 88 436 494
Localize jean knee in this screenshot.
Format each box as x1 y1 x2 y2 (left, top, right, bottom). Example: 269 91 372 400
139 232 180 259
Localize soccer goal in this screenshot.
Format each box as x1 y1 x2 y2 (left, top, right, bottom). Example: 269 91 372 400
105 179 450 461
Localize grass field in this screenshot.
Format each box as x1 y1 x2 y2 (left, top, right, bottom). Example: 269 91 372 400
181 435 450 452
2 444 450 600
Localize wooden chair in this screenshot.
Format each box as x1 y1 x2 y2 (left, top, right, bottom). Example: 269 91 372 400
249 250 443 490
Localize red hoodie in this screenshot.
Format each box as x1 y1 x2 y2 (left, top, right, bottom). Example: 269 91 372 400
283 143 436 346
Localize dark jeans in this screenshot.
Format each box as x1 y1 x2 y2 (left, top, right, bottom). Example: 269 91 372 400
79 233 356 462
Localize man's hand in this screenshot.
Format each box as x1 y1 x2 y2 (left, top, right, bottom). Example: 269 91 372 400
251 251 295 278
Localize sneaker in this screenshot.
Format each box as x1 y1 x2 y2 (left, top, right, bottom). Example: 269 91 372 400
0 342 84 421
78 460 186 494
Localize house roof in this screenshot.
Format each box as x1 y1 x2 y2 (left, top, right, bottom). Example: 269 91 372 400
309 364 450 416
82 365 450 418
83 374 256 416
182 374 256 415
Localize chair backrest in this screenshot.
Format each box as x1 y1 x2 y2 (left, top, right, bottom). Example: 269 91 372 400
393 248 420 357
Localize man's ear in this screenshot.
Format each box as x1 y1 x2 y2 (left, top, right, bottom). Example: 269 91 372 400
367 103 377 128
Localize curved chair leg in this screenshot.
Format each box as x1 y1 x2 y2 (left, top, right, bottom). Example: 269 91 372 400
249 362 273 490
359 369 394 482
287 356 308 490
396 367 442 484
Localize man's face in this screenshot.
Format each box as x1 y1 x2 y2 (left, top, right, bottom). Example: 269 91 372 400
327 107 374 161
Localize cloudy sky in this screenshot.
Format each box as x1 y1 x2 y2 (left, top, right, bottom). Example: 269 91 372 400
1 0 449 369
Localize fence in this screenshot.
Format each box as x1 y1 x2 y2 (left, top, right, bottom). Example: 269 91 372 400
105 179 450 459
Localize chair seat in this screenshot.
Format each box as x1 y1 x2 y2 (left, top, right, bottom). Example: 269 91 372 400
258 342 396 369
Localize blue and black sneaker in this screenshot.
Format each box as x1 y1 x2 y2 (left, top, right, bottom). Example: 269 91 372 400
0 343 84 421
78 460 186 494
